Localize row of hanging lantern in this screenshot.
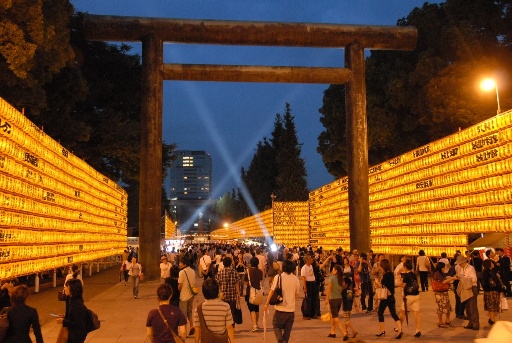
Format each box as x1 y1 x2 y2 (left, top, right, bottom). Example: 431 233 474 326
0 97 127 279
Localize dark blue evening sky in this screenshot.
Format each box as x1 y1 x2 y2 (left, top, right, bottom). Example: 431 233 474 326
71 0 441 199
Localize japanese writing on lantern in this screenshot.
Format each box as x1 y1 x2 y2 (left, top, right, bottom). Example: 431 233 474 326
440 147 459 160
476 149 499 162
43 191 55 202
24 152 38 167
0 118 12 135
472 134 498 150
413 145 430 158
416 179 433 189
62 148 69 157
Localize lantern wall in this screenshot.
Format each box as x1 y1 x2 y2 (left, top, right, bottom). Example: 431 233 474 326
0 97 127 279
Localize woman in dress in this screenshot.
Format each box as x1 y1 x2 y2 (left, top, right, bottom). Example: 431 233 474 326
3 285 43 343
57 278 87 343
324 265 357 340
432 262 453 328
482 258 503 325
246 256 264 332
235 252 246 297
146 283 187 342
375 259 402 339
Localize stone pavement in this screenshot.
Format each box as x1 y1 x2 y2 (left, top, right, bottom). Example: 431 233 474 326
26 265 512 342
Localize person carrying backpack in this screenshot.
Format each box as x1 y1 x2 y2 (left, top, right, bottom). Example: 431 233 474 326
398 260 421 338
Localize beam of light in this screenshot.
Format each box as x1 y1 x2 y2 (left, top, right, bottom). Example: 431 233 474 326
176 81 276 244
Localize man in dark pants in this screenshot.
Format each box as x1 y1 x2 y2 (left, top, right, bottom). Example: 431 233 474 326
496 248 512 297
300 255 319 319
264 260 300 343
358 253 373 312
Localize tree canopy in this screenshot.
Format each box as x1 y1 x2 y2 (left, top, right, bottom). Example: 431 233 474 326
0 2 177 227
318 0 512 179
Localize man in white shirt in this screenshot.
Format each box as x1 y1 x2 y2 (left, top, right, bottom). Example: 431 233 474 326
199 249 212 280
454 255 479 330
300 254 318 319
256 248 267 277
264 260 300 343
178 257 197 336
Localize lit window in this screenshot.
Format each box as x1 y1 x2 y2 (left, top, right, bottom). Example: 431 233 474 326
183 177 188 179
184 192 188 194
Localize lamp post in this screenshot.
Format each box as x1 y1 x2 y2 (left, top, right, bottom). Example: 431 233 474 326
270 193 276 240
480 78 501 114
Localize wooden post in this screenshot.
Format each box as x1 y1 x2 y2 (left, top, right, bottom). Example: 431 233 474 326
138 33 163 281
345 41 370 253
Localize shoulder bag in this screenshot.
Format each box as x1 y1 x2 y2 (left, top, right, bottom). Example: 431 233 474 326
197 304 229 343
374 285 391 300
431 273 450 292
184 269 199 295
247 269 264 305
268 274 283 305
157 308 184 343
84 307 101 332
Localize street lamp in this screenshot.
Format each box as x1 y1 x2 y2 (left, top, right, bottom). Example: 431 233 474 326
480 78 501 114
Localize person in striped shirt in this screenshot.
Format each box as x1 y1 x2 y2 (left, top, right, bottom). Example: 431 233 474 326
193 279 235 343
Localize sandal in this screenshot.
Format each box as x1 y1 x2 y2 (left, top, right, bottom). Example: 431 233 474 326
445 322 453 327
437 323 446 328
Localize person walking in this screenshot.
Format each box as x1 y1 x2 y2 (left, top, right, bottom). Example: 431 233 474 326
246 256 264 332
495 248 512 297
178 257 196 336
399 260 421 337
324 265 356 340
432 262 453 328
357 252 373 313
165 265 181 307
192 279 235 343
57 279 87 343
199 248 212 280
160 256 171 284
415 250 430 292
128 257 142 299
482 259 503 326
454 254 480 330
374 259 402 339
146 283 187 343
215 257 241 327
264 260 300 343
235 252 246 297
3 285 43 343
301 254 319 319
120 257 130 286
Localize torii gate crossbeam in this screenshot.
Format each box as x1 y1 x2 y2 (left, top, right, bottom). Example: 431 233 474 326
83 14 417 280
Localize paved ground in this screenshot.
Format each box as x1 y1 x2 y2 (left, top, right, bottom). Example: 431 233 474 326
26 265 512 342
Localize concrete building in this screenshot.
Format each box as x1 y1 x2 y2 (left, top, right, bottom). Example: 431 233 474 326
167 150 213 234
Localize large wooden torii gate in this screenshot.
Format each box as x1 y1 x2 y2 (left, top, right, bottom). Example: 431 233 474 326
84 15 417 280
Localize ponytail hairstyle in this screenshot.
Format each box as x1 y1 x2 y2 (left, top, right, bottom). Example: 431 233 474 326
71 265 80 279
334 264 344 287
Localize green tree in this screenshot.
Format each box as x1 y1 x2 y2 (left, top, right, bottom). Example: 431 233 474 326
275 103 309 201
318 0 512 178
0 0 75 115
242 138 278 211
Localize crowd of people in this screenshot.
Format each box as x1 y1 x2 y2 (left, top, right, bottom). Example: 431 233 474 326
0 243 509 342
141 243 511 342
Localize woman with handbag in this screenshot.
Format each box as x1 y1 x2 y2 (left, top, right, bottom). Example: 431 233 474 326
245 256 263 332
56 279 87 343
432 262 453 328
375 259 402 339
482 258 504 325
324 265 356 341
146 284 187 343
